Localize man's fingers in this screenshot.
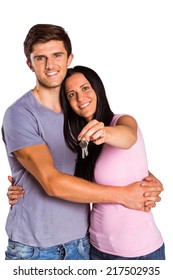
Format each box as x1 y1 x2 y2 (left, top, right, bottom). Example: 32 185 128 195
141 181 164 192
139 205 151 212
145 196 161 203
144 206 151 212
144 200 157 208
144 191 161 198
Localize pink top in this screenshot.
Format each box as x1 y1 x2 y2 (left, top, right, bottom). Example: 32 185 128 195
90 114 163 257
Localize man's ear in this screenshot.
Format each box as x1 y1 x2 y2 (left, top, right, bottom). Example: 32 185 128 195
67 54 74 67
26 60 35 72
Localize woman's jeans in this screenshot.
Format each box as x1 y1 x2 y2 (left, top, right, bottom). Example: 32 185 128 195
90 243 165 260
5 236 90 260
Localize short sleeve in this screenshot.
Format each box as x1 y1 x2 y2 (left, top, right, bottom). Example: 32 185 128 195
110 114 125 126
2 105 45 156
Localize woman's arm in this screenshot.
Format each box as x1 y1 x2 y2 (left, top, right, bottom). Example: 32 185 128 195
77 115 137 148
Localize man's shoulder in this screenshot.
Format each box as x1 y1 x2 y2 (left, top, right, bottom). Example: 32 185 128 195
9 91 32 108
3 91 34 121
4 91 34 115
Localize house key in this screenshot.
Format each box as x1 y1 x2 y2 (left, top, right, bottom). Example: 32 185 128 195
79 140 89 159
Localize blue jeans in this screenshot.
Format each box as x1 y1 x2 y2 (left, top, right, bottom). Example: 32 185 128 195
90 243 165 260
5 236 90 260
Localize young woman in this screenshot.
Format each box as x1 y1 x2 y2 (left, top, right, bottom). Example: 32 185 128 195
60 65 165 260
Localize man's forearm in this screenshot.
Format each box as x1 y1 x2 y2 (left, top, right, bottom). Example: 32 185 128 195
41 169 162 211
41 169 122 203
14 144 163 210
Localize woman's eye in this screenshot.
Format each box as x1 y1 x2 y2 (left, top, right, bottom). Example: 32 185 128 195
67 92 75 99
82 86 89 91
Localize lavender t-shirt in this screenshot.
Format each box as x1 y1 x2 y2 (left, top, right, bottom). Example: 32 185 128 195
2 91 89 247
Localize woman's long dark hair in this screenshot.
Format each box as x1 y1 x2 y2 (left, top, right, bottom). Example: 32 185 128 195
60 66 114 182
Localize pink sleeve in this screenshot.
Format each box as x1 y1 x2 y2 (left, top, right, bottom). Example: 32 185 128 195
110 114 125 126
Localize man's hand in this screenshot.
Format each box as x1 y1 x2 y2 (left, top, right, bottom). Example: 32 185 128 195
7 176 24 205
6 172 163 211
143 172 163 201
123 179 163 212
139 172 163 211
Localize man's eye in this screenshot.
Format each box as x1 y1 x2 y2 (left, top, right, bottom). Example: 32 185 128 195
54 53 62 58
36 56 45 61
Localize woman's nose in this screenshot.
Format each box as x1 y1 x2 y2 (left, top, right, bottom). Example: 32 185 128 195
77 91 85 101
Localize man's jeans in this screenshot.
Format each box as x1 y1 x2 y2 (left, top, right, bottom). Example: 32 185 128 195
5 236 90 260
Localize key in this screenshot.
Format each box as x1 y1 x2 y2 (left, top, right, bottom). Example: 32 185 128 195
79 140 89 159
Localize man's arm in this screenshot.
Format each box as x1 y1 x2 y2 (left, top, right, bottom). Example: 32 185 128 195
7 173 161 208
8 143 162 210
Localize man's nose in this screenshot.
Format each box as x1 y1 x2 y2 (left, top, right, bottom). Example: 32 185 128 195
45 58 54 69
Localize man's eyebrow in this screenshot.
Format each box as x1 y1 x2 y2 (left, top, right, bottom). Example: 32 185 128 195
53 51 65 55
33 51 65 58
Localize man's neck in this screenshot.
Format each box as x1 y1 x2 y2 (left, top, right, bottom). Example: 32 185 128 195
32 86 62 113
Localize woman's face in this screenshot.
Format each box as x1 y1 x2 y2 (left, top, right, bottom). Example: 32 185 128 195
65 72 97 122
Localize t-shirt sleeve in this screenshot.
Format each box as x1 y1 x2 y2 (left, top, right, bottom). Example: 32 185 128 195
2 105 45 156
111 114 125 126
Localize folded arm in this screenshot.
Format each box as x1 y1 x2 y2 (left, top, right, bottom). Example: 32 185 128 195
6 143 163 211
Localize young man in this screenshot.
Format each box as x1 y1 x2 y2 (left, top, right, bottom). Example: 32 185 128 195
2 24 163 260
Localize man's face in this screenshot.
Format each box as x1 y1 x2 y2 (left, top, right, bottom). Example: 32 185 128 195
27 40 73 89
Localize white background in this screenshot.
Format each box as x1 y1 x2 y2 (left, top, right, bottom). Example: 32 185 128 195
0 0 172 275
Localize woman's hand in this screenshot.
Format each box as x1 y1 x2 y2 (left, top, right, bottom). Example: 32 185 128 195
78 115 137 148
7 176 24 205
78 119 106 144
